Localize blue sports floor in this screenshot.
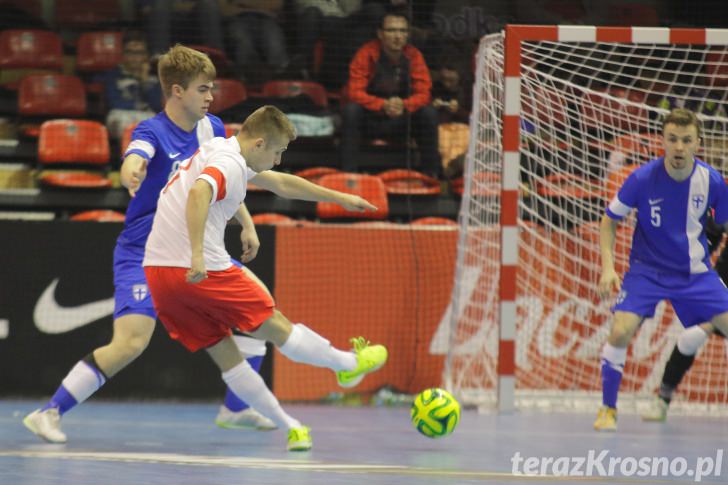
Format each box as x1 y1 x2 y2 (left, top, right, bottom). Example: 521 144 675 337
1 400 726 484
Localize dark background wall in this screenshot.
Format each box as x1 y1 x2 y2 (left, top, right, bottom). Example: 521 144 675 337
0 221 275 398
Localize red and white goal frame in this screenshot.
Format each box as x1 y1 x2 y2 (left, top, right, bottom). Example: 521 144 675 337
443 25 728 413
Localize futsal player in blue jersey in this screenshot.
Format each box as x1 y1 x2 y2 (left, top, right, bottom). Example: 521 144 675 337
594 108 728 431
24 45 273 443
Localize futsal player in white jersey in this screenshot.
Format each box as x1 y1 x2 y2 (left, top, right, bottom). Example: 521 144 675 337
24 45 273 444
143 105 388 451
595 108 728 431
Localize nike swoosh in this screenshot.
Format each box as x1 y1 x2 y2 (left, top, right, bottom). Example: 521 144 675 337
34 279 114 334
168 152 181 158
648 198 663 205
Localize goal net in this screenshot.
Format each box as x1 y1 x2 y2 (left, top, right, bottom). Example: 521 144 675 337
444 25 728 414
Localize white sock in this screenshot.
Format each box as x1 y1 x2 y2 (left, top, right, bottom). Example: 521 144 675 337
677 326 710 356
278 324 357 371
601 343 627 369
62 361 106 403
221 361 300 430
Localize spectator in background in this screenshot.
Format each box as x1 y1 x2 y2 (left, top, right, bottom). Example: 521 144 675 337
141 0 225 56
431 61 471 124
291 0 371 89
340 8 440 176
104 31 163 139
219 0 289 83
432 57 472 179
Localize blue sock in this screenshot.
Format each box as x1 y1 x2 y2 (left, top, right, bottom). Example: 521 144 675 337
41 385 78 416
601 358 624 408
600 343 627 408
224 356 263 412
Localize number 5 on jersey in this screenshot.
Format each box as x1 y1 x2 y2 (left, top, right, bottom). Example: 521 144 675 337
650 205 661 227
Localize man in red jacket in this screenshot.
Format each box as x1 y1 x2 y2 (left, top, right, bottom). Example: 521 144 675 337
340 7 440 176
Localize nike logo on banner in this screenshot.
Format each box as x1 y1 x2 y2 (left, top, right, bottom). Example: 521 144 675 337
648 198 663 205
168 152 181 158
34 279 114 334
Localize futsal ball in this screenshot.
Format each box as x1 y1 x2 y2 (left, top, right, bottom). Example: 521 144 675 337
410 388 460 438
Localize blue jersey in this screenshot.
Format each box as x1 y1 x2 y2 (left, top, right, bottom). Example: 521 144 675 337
606 157 728 276
118 112 226 249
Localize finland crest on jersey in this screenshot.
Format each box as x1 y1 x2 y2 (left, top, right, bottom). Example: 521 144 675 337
132 284 148 302
606 158 728 276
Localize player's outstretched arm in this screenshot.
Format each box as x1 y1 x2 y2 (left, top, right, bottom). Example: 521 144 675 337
186 179 213 284
234 203 260 263
251 171 377 212
598 214 621 299
120 153 148 197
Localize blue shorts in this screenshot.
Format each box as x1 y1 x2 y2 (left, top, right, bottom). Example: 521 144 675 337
113 242 242 320
614 268 728 327
113 243 155 320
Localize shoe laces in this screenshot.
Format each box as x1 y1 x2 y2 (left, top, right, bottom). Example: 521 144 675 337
47 408 61 424
350 337 370 352
290 427 309 440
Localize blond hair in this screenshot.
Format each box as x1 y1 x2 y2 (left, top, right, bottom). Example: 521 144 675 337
157 44 216 98
663 108 701 138
240 105 297 143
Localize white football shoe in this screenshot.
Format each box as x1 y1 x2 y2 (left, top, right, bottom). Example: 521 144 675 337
214 406 277 430
23 408 67 443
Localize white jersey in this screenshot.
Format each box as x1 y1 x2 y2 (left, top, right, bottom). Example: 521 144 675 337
143 136 257 271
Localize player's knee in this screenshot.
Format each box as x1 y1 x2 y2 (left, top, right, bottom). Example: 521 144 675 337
609 323 635 346
118 332 152 360
256 309 291 347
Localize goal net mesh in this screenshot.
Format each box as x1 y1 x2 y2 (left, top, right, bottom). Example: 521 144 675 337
445 31 728 414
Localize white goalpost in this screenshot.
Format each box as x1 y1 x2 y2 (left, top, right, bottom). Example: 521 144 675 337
445 25 728 414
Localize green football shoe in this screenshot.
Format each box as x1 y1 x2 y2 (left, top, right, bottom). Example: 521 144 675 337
336 337 388 388
287 426 312 451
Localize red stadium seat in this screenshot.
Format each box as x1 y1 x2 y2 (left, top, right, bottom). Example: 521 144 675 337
251 213 294 225
377 169 441 195
581 87 649 134
76 32 123 72
534 173 601 199
120 122 139 157
294 166 340 184
312 39 325 77
411 217 457 226
606 164 639 199
262 80 328 108
18 74 87 117
187 44 231 71
70 210 125 222
522 84 569 129
580 87 615 133
706 49 728 87
611 132 664 163
54 0 122 28
39 120 110 165
38 120 111 189
0 29 63 70
40 172 113 189
224 123 241 137
209 79 247 114
316 173 388 219
451 171 501 197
